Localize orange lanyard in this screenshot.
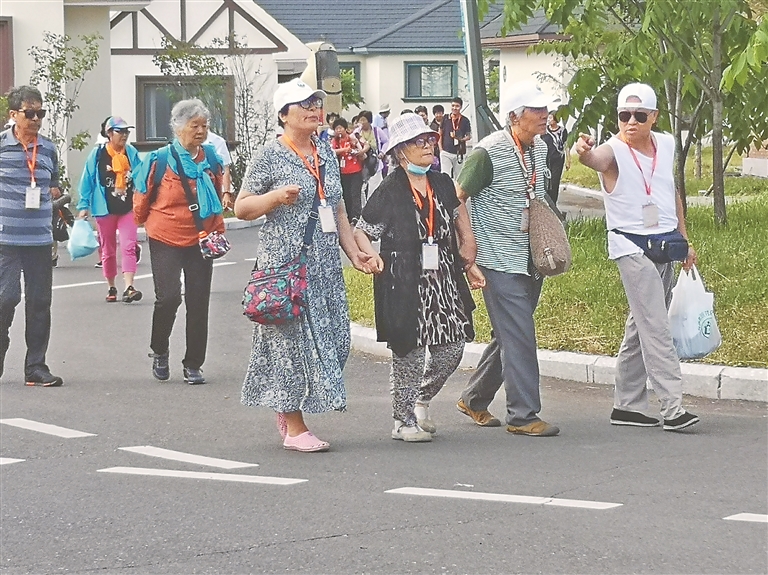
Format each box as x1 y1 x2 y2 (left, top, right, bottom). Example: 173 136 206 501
511 131 537 192
409 179 436 243
282 134 326 202
22 137 39 187
451 115 462 133
621 134 657 197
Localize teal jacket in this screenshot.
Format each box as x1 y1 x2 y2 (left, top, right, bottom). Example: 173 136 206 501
77 143 141 217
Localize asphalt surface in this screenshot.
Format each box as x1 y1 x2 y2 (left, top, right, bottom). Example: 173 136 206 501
1 227 766 575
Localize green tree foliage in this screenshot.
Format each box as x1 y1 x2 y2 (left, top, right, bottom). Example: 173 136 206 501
479 0 768 226
341 68 364 110
28 31 101 191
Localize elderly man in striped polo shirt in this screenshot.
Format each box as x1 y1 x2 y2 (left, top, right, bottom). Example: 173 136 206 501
0 85 64 387
454 81 560 437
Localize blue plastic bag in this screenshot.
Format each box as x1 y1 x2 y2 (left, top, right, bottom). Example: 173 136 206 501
67 219 99 260
668 265 722 359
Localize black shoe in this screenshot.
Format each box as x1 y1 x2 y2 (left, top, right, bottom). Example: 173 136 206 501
150 353 169 381
135 243 142 264
51 256 58 268
94 260 103 268
25 369 63 387
122 286 142 303
610 408 660 427
183 367 206 385
663 411 700 431
106 287 118 303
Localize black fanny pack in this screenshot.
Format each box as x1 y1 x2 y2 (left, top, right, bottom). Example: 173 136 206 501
612 229 689 264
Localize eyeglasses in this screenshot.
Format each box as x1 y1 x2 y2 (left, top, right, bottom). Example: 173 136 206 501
409 135 438 148
297 96 324 110
16 108 47 120
618 110 649 124
111 128 131 134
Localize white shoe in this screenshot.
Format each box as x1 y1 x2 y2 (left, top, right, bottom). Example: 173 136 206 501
392 420 432 442
414 402 437 434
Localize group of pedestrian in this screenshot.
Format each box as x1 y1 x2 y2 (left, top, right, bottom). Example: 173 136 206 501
0 77 700 455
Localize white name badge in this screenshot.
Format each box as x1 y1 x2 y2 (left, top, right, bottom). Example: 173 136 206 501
422 243 439 270
25 186 41 210
642 202 659 228
318 205 337 233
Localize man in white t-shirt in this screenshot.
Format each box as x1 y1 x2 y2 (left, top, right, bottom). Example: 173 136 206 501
203 130 234 209
575 82 700 432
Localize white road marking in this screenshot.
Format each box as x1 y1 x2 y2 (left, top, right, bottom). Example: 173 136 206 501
53 264 233 291
212 261 237 267
97 467 306 485
0 418 96 438
0 458 26 465
724 513 768 523
386 487 622 510
119 446 258 469
243 258 257 261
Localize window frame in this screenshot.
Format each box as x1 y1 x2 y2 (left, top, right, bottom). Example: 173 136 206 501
403 61 458 102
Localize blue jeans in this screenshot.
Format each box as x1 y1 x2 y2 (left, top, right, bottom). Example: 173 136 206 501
0 244 54 377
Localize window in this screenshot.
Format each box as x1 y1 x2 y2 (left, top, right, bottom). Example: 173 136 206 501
136 76 235 142
339 61 362 101
0 18 13 95
404 62 457 100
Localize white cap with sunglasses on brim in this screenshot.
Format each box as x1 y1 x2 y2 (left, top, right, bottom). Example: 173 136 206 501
617 83 657 110
501 80 554 117
273 78 326 113
383 112 437 154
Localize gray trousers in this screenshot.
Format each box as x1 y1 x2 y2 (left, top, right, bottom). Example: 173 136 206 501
460 268 543 426
614 254 684 419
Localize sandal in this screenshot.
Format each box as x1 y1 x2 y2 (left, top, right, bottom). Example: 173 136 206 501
283 431 330 453
276 412 287 440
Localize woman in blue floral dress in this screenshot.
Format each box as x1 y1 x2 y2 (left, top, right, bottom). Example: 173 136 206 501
234 79 375 453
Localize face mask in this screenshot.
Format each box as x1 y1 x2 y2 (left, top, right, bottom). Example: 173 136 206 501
406 162 430 175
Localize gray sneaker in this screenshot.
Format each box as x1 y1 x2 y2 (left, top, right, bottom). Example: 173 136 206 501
392 421 432 442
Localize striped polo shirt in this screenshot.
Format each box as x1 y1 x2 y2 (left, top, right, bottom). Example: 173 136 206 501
458 129 548 275
0 127 59 246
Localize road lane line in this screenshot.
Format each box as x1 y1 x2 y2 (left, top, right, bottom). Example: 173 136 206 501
97 467 306 485
0 458 26 465
119 446 258 469
724 513 768 523
212 261 237 267
53 264 233 291
0 418 96 438
386 487 622 510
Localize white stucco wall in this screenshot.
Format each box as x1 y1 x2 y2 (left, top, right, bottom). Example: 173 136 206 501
498 48 569 119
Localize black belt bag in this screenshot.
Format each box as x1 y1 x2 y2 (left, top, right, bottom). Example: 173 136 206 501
612 229 689 264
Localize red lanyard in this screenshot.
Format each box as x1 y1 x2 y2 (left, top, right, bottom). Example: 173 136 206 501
409 179 435 243
451 114 462 133
282 134 326 201
621 134 657 196
22 137 39 187
511 131 537 192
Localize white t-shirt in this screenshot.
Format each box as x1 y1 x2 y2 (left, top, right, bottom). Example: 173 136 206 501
599 132 678 260
203 131 232 167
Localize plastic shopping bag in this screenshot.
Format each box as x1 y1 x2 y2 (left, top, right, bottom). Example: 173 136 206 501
67 219 99 260
668 265 722 359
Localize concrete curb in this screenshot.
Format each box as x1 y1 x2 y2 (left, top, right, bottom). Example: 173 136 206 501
350 322 767 403
137 216 262 241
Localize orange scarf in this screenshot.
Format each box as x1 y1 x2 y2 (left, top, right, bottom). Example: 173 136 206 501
106 143 130 189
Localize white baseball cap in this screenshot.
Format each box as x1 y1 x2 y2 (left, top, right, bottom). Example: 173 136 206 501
501 81 553 117
273 78 326 113
617 83 657 110
383 113 437 154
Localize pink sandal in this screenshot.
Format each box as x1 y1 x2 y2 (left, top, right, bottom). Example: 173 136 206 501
276 412 287 440
283 431 330 453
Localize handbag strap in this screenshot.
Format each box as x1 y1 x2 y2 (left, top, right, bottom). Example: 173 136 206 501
300 162 325 253
170 145 207 234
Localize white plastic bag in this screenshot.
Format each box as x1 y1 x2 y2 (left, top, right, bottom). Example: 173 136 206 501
668 265 722 359
67 218 99 260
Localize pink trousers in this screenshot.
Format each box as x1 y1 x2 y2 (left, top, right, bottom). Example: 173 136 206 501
95 212 138 279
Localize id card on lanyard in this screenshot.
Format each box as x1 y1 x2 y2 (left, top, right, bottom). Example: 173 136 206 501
509 130 537 232
410 179 439 270
24 138 41 210
621 134 659 228
283 135 337 233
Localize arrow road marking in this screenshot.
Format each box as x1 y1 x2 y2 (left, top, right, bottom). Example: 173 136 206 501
119 446 258 469
98 467 306 485
0 418 96 438
386 487 622 510
0 458 26 465
724 513 768 523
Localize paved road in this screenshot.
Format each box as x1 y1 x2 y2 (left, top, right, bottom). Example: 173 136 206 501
1 228 766 575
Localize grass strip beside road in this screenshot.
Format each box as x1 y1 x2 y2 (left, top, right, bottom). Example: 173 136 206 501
344 194 768 368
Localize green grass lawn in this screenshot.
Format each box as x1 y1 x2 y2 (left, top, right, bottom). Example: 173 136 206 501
344 192 768 368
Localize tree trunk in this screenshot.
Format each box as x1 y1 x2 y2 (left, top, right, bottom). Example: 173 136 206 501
670 72 687 214
711 8 727 226
695 140 702 178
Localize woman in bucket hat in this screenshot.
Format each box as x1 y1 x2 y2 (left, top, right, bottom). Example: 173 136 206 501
354 113 486 442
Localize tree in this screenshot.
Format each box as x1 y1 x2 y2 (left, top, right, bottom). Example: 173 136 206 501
28 31 101 191
341 68 364 110
480 0 768 225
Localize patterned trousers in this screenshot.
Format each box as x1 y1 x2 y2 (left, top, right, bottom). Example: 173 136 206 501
390 341 465 426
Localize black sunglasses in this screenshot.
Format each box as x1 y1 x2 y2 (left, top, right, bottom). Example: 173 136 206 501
409 135 438 148
297 96 324 110
111 127 131 134
618 110 649 124
16 108 47 120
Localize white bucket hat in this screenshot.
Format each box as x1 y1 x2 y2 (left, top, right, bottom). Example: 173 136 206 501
274 78 326 113
383 113 437 154
617 82 657 110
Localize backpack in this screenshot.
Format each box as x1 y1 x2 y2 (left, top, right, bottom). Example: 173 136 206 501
148 144 221 204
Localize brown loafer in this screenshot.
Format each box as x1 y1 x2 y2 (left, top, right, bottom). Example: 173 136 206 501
506 420 560 437
457 398 501 427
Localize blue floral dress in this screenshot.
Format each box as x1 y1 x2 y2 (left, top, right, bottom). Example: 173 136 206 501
240 137 349 413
